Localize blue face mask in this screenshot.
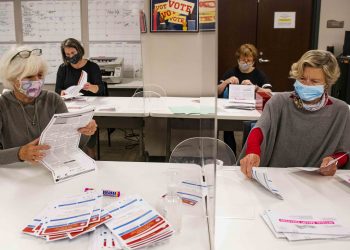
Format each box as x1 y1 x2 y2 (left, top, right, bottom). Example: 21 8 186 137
294 80 324 101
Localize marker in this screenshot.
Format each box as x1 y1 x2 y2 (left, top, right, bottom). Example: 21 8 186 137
84 188 121 198
102 190 121 198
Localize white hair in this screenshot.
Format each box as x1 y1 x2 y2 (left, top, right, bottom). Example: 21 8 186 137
0 45 48 90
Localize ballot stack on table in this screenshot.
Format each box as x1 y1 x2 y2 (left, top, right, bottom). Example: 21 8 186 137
22 192 174 249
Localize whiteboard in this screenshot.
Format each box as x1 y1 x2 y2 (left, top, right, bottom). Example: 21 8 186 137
0 44 15 60
0 1 16 42
22 0 81 42
23 43 62 84
89 42 142 78
88 0 143 41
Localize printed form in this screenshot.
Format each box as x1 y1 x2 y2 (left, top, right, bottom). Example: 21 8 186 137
251 167 284 200
225 84 256 110
62 70 87 100
39 107 96 183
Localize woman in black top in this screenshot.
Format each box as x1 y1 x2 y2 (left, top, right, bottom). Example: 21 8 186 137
218 44 271 98
55 38 104 158
55 38 104 96
218 44 271 155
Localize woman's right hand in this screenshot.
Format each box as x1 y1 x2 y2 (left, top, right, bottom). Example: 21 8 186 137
240 153 260 178
60 90 66 96
18 138 50 164
225 76 239 85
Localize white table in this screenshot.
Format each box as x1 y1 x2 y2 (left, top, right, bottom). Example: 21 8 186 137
0 161 210 250
107 78 143 97
215 167 350 250
65 97 149 159
65 96 262 159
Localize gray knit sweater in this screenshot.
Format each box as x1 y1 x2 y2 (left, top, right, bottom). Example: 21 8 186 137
0 90 88 165
240 92 350 169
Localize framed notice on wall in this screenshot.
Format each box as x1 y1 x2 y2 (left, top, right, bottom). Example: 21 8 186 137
199 0 216 31
150 0 199 32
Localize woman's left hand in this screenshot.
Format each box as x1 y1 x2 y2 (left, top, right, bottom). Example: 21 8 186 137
319 156 337 176
78 119 97 136
83 82 99 93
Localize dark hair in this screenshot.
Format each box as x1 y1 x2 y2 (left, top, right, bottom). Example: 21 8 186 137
60 38 85 64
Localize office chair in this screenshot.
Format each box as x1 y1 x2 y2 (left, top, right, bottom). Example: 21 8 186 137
169 137 236 167
134 84 167 97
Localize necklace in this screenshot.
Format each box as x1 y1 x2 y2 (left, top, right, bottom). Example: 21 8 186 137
18 101 37 126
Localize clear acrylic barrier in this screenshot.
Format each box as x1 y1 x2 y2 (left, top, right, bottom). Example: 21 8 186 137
168 137 236 250
128 90 166 115
134 84 168 97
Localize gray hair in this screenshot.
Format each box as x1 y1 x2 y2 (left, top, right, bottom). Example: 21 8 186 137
290 50 340 85
0 45 48 90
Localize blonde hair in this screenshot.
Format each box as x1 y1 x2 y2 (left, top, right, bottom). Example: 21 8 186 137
235 44 258 62
289 50 340 85
0 45 48 90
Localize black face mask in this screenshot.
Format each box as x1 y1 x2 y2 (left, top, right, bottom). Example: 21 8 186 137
66 53 82 64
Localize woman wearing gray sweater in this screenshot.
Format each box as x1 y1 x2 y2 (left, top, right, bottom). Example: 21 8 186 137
240 50 350 177
0 46 97 165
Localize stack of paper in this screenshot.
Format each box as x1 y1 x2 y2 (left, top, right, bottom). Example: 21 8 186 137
262 210 350 241
105 196 174 249
225 84 256 110
251 167 284 200
22 191 112 242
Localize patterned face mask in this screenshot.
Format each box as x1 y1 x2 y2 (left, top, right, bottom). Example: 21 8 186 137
18 79 44 98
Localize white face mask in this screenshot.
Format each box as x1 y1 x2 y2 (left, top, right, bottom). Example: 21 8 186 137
238 61 253 72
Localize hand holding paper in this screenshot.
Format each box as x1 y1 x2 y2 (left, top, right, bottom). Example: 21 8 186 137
62 70 87 100
240 153 261 178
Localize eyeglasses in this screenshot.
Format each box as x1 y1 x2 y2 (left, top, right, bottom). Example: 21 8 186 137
10 49 42 63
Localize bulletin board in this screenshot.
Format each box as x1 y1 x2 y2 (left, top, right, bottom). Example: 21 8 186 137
0 0 144 84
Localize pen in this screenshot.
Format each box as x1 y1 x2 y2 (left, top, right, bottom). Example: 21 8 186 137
324 152 350 168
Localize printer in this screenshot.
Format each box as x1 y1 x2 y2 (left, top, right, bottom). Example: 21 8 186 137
90 57 124 84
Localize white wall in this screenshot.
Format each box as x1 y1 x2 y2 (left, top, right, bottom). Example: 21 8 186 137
141 1 217 97
318 0 350 55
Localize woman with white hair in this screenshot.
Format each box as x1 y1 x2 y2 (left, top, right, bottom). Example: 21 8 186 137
240 50 350 178
0 46 97 165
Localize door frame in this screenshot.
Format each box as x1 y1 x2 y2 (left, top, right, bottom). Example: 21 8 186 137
311 0 321 49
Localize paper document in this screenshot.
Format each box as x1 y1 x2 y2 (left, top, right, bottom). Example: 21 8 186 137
105 196 174 249
295 167 319 172
251 167 283 200
62 70 87 100
263 210 350 240
89 225 122 250
261 210 348 241
225 85 256 110
39 107 96 183
22 191 113 242
337 172 350 184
